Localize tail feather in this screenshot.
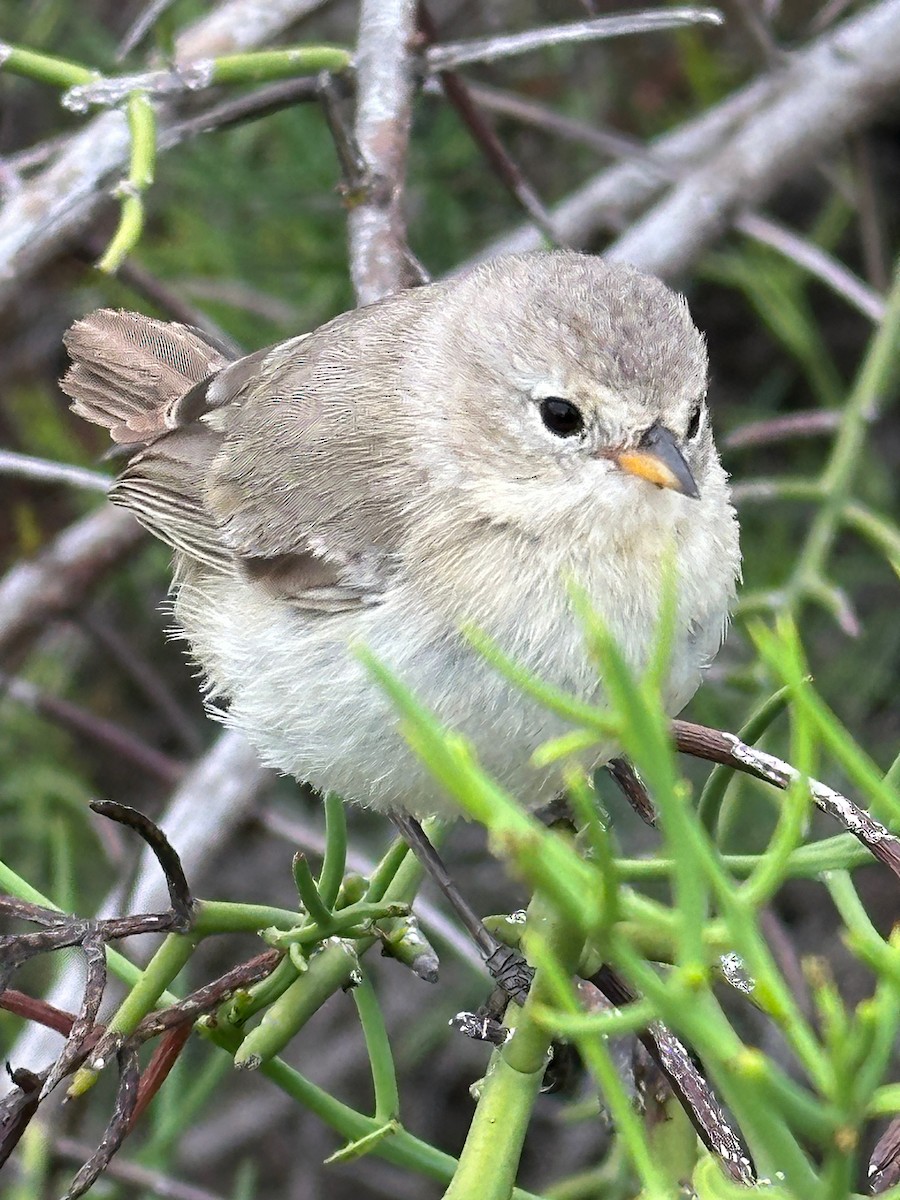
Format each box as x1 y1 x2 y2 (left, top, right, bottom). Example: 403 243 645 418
62 309 229 445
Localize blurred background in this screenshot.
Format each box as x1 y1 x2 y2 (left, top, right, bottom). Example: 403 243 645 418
1 1 899 1197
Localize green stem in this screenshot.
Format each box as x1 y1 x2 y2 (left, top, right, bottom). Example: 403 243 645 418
444 1055 545 1200
353 973 400 1122
444 893 585 1200
69 930 198 1096
210 47 351 85
0 43 95 88
318 792 348 909
788 257 900 605
232 939 361 1069
97 91 156 273
209 1023 545 1197
841 501 900 570
292 852 334 927
696 684 791 835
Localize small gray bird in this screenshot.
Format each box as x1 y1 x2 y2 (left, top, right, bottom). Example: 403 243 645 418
63 251 740 818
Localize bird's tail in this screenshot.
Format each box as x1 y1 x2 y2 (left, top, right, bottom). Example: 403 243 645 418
61 309 228 446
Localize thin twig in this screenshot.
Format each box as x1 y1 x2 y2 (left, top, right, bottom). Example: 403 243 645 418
54 1136 227 1200
116 0 179 60
96 804 193 925
78 610 205 756
0 449 111 493
0 671 186 786
673 720 900 878
425 9 724 72
851 133 891 293
735 211 885 323
77 241 241 354
441 79 656 168
418 6 559 244
39 935 107 1100
63 1043 141 1200
725 409 842 450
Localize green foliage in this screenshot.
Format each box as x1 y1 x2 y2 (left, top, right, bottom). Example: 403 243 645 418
4 603 898 1197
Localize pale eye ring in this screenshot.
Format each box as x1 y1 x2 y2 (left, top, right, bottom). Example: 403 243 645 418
539 397 584 438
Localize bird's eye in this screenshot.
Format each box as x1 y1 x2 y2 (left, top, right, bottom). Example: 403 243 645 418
686 403 703 440
539 397 584 438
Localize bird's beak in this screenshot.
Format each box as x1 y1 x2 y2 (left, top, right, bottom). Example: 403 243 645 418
615 423 699 499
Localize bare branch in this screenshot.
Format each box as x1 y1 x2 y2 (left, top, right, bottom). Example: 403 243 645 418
54 1137 227 1200
0 0 336 309
425 10 724 72
606 2 900 278
174 0 332 60
116 0 179 60
419 7 559 244
673 720 900 878
725 409 842 450
6 731 269 1073
0 449 111 493
63 1044 141 1200
348 0 419 305
735 211 885 323
586 967 755 1184
0 507 142 663
0 671 186 786
476 0 900 277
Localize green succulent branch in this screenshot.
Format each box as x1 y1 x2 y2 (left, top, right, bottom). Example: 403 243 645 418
0 41 351 271
2 603 899 1197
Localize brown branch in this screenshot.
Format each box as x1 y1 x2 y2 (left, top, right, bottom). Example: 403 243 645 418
348 0 420 305
870 1116 900 1194
63 1044 141 1200
585 967 755 1184
673 720 900 878
0 1067 44 1169
418 5 559 244
90 801 195 927
0 989 78 1036
606 757 657 826
0 671 186 786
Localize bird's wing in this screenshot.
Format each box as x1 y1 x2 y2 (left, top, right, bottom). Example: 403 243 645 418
65 305 422 611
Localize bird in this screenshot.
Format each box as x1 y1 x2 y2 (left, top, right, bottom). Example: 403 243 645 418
62 251 740 820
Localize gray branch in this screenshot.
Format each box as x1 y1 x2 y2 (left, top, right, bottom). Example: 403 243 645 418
606 0 900 278
0 0 331 311
347 0 419 306
0 507 142 662
426 9 723 72
475 0 900 280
